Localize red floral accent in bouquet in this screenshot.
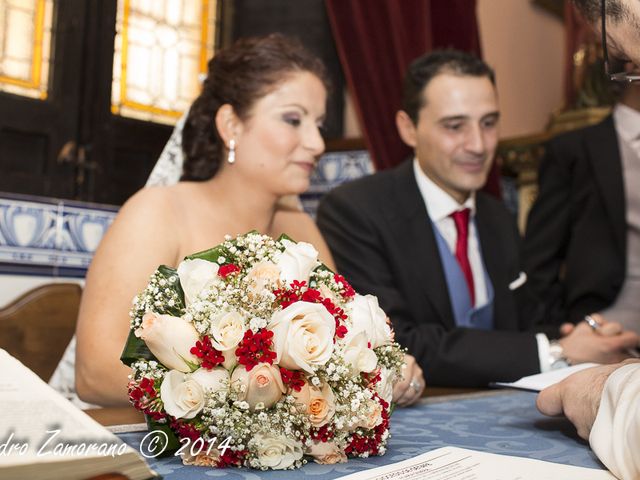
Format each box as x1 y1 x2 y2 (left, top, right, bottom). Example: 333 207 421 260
334 273 356 299
170 418 204 443
279 367 305 392
345 396 390 457
128 377 165 421
362 369 382 387
190 335 225 369
218 263 241 278
273 280 308 308
321 297 348 339
235 329 276 371
310 424 335 442
217 448 248 468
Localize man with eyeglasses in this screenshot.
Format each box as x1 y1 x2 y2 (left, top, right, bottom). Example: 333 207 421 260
573 0 640 79
536 3 640 480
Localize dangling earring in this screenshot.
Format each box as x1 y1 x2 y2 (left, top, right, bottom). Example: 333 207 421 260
227 139 236 164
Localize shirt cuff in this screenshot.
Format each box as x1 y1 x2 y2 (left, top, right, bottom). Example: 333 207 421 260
536 333 551 373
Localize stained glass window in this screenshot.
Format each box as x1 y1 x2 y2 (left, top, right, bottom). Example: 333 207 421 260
0 0 53 99
111 0 218 125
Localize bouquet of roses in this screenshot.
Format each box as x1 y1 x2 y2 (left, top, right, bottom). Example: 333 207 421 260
121 232 405 470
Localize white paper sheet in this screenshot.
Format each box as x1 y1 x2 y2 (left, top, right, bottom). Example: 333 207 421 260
338 446 615 480
492 363 599 391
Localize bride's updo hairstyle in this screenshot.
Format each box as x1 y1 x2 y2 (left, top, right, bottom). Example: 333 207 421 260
181 34 329 181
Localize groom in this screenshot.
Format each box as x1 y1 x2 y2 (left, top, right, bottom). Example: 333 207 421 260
317 50 638 387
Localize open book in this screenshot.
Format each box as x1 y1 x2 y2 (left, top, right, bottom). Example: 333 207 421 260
0 349 157 480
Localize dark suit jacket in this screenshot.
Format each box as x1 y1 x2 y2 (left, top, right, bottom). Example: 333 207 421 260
523 116 626 325
317 159 545 387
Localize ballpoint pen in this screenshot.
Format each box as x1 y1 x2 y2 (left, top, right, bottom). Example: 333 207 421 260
585 314 640 358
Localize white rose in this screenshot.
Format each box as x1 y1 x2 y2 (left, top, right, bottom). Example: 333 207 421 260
252 433 303 470
177 258 220 305
190 367 229 394
135 311 200 372
269 302 335 374
276 239 319 285
160 370 205 419
209 310 245 369
349 294 392 348
376 367 395 405
343 331 378 376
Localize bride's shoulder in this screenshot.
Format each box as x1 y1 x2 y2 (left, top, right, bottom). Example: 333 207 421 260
115 185 191 231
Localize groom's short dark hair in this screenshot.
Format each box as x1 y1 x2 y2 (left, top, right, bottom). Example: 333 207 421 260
402 49 495 124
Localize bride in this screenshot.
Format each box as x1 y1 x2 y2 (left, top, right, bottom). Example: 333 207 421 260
74 34 425 407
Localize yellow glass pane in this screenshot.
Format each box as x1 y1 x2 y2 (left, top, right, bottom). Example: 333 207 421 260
0 0 53 99
111 0 218 125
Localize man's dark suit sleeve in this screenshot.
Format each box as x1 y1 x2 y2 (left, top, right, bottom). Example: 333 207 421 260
523 140 573 325
317 186 540 387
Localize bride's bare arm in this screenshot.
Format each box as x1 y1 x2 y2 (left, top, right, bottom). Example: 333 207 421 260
76 188 179 406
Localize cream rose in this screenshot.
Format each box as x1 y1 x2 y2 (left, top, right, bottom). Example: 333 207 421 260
160 370 205 419
349 294 392 348
181 448 220 467
276 239 320 285
209 310 245 369
307 440 347 465
355 399 383 430
245 261 281 296
269 302 335 374
343 331 378 376
292 381 336 427
251 433 303 470
177 258 220 305
317 283 340 306
135 311 200 372
232 363 285 410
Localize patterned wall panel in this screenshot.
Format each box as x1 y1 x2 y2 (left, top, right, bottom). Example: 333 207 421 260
301 150 374 217
0 193 117 277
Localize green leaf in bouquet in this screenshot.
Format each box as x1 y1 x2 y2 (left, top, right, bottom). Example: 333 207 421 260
120 329 158 367
144 415 180 457
186 244 233 264
276 232 294 243
156 265 185 316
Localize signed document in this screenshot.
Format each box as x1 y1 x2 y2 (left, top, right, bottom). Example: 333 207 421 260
493 363 599 391
0 349 156 480
338 447 615 480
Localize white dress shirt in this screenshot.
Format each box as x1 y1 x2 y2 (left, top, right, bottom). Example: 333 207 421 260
590 363 640 480
412 159 489 308
413 159 550 372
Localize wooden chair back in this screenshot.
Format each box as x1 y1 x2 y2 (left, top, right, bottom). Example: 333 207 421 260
0 283 81 381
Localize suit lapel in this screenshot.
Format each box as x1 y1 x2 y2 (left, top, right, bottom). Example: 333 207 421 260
474 198 509 329
391 161 455 328
586 117 626 255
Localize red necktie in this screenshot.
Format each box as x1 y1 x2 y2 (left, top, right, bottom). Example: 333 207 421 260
450 208 475 306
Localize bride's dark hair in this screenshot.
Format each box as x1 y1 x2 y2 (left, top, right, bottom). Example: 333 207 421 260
181 34 329 181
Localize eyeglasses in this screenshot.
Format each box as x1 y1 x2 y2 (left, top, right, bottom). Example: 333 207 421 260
601 0 640 82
